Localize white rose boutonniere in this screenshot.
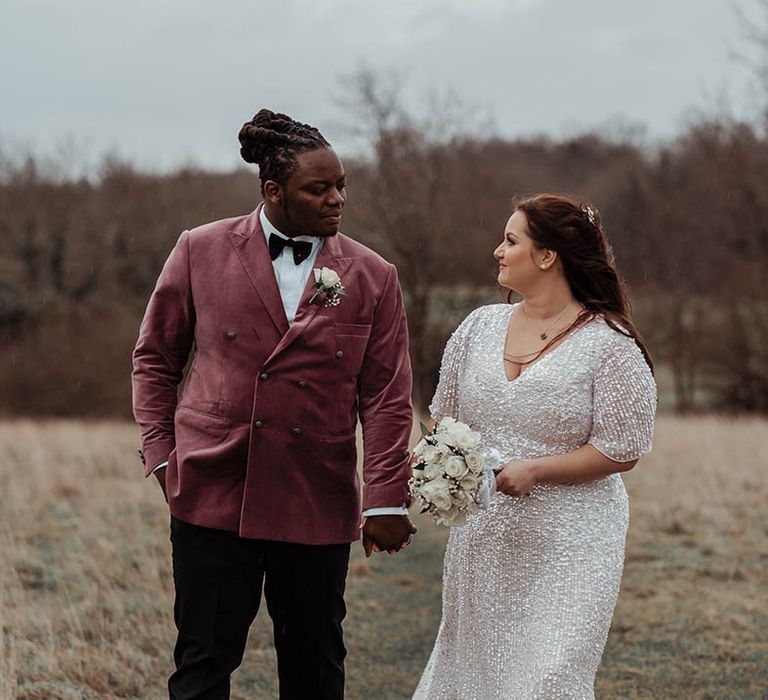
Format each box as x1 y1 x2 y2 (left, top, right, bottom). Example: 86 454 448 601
310 267 346 307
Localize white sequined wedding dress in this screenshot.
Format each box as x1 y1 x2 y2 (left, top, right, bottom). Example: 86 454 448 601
412 303 656 700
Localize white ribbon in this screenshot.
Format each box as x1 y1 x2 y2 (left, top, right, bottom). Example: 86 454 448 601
478 447 502 509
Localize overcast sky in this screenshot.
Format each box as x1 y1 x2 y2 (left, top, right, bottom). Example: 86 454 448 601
0 0 763 173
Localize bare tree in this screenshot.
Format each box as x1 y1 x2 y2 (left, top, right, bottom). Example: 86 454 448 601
339 71 490 409
2 79 767 415
734 0 768 125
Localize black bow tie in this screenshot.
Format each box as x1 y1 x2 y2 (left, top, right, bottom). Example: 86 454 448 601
269 233 313 265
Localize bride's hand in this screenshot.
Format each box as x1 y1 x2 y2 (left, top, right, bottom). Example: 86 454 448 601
495 460 538 497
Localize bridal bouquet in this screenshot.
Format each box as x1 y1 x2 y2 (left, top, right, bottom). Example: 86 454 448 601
408 417 502 527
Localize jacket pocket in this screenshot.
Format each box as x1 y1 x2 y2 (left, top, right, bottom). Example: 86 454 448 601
176 404 229 423
334 322 371 337
174 406 241 466
333 322 371 376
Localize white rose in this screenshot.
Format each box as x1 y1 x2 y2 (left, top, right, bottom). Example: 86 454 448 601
420 478 453 511
423 460 444 480
430 440 452 459
439 422 463 445
319 267 340 287
441 421 477 449
421 444 441 464
419 478 440 499
433 491 455 513
464 450 484 474
455 429 482 451
436 417 457 432
461 469 476 488
452 489 470 507
444 455 468 479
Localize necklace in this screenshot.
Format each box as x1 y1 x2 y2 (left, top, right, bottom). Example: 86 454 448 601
521 301 575 340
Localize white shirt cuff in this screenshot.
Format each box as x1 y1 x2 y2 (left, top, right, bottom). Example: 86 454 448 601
362 506 408 517
152 461 168 473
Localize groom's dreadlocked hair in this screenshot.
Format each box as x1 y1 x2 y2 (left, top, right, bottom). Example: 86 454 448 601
238 109 330 189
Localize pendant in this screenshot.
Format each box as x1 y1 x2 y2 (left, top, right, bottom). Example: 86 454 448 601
540 332 547 340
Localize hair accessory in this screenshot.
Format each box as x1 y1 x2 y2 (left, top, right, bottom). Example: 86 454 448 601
583 205 597 226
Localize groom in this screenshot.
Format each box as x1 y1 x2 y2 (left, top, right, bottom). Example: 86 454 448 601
132 109 416 700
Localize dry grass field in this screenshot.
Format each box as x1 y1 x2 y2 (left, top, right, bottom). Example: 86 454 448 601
0 416 766 699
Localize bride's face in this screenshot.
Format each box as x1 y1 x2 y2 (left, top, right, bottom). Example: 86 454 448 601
494 211 548 292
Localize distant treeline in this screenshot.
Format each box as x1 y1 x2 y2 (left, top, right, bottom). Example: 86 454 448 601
1 113 767 415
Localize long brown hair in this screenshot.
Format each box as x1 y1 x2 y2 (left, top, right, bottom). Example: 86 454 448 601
511 193 653 371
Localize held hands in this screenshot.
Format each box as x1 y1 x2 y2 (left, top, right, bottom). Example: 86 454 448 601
362 515 417 558
495 459 538 497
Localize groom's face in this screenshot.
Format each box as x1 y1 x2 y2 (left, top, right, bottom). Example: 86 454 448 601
265 147 346 238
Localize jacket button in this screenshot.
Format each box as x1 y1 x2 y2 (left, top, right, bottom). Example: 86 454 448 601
225 330 237 339
291 427 301 435
260 372 269 381
335 350 344 358
297 380 307 388
254 420 264 429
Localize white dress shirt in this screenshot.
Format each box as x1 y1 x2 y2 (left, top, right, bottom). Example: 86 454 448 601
154 208 407 518
259 207 323 325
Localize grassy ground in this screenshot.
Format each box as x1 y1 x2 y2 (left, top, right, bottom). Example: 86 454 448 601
0 416 766 699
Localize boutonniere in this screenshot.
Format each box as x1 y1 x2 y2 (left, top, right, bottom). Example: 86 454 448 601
310 267 347 307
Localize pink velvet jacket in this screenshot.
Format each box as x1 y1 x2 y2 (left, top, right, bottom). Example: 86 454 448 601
131 206 413 544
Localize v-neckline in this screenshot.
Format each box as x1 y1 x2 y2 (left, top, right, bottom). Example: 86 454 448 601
500 303 588 384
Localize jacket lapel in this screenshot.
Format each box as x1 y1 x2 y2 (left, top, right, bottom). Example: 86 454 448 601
267 232 352 361
229 206 290 337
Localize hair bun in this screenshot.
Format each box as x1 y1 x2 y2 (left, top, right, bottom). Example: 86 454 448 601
237 108 330 181
238 109 328 166
238 110 289 165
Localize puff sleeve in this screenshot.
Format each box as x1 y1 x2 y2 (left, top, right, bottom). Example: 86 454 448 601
587 331 657 463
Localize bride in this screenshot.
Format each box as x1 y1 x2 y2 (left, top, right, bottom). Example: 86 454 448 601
412 194 657 699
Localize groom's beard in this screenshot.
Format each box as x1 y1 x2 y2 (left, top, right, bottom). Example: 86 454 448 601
279 201 343 239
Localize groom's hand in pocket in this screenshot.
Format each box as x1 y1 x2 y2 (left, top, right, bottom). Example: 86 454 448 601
362 515 417 557
154 467 169 503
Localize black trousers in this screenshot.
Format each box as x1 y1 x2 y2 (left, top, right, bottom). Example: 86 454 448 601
168 516 350 700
